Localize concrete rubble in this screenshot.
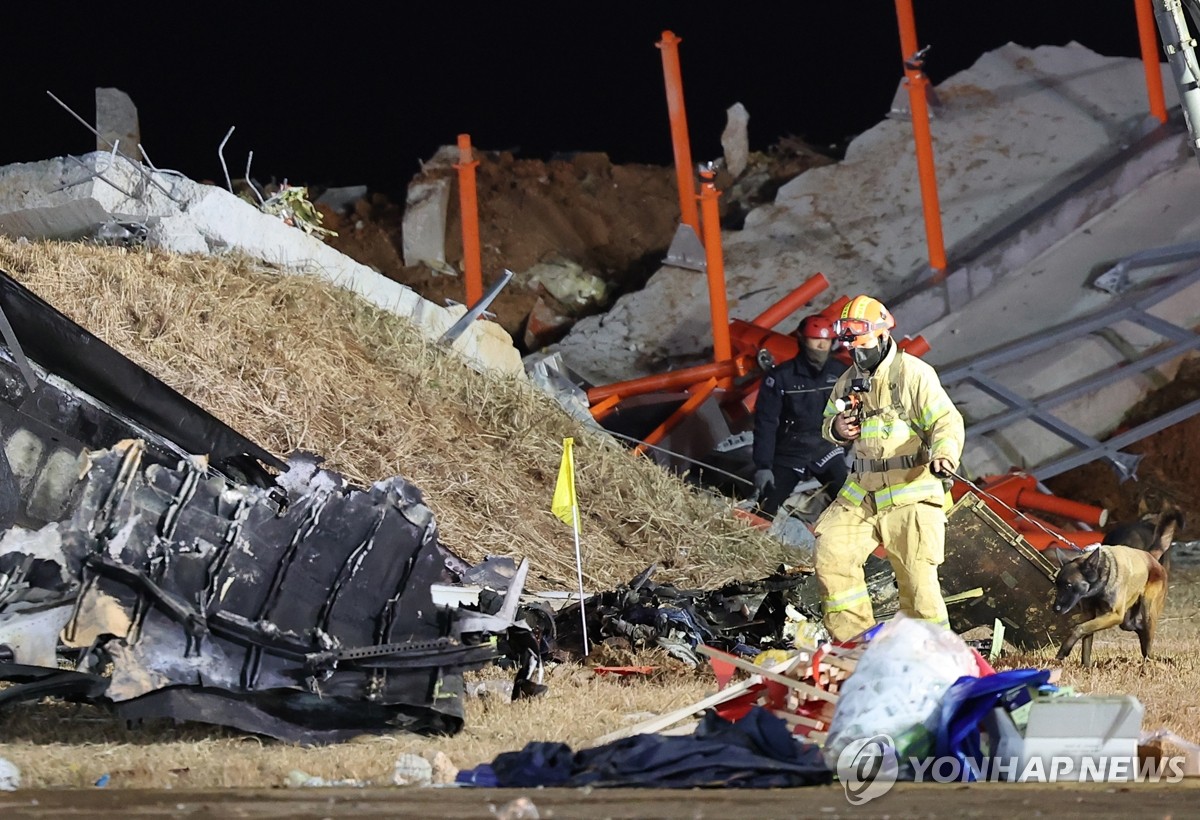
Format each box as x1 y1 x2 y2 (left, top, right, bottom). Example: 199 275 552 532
94 88 140 155
0 153 521 376
550 42 1200 479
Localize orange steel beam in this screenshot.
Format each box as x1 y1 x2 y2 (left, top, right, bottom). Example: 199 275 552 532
455 134 484 307
897 335 930 357
588 394 621 422
895 0 948 276
657 31 702 240
750 273 830 330
634 377 718 457
586 356 753 404
1014 488 1108 528
1135 0 1169 123
699 167 732 379
819 295 851 321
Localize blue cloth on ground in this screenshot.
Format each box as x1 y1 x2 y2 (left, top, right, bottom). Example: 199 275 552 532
456 705 831 789
935 668 1051 780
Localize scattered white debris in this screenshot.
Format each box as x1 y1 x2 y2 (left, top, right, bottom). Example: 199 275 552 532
392 753 433 787
0 757 19 791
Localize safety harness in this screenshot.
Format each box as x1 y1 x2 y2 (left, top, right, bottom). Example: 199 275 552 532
850 352 931 474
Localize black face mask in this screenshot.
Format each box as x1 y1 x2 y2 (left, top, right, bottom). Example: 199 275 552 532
803 346 830 370
852 337 890 372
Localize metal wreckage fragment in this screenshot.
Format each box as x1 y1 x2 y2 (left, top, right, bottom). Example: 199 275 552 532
544 559 900 665
0 269 520 744
0 441 519 743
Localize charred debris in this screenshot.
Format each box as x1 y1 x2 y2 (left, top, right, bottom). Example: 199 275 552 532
0 269 528 743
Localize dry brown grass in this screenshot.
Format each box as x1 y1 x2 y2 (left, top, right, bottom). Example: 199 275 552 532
0 661 716 788
0 237 788 590
2 237 1198 789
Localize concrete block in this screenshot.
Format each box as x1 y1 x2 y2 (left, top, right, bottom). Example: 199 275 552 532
721 102 750 178
402 178 451 268
95 88 140 155
0 152 521 375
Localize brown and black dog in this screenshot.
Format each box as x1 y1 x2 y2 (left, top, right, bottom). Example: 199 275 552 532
1052 507 1182 666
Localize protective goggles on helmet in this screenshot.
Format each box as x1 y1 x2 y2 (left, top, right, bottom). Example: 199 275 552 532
832 317 888 341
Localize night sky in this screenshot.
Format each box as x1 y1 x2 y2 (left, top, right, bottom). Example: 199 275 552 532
3 2 1153 196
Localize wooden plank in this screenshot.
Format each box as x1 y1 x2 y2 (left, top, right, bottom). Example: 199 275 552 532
590 671 763 745
770 709 825 730
589 652 802 745
695 645 838 704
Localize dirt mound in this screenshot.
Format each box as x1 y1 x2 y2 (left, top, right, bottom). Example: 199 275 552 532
1045 355 1200 539
318 140 833 351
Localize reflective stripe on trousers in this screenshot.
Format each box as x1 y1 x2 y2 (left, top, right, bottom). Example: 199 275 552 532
814 499 950 642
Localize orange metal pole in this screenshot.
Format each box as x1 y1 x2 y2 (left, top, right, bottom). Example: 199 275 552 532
455 134 484 307
750 273 830 329
1135 0 1169 123
698 167 732 381
819 296 851 321
657 31 702 240
588 394 621 421
634 377 718 457
1014 488 1108 528
895 0 948 276
897 335 930 357
586 355 752 404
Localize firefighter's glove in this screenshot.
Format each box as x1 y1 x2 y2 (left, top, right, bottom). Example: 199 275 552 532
929 457 955 479
832 412 861 442
753 469 774 496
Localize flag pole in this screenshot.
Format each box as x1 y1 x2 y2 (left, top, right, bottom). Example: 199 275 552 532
572 502 590 657
553 437 590 657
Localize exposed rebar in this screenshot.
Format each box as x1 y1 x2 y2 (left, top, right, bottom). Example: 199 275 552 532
45 90 185 205
218 126 236 195
244 150 265 205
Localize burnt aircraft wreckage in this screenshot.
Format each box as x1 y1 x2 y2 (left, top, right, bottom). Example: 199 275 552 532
0 269 521 744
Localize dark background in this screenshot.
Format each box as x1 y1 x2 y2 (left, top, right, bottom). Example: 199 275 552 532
2 2 1154 196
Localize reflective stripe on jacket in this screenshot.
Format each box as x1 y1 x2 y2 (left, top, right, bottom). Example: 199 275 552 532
820 343 964 510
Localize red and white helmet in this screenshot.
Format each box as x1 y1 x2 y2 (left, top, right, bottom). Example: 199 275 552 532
796 314 835 340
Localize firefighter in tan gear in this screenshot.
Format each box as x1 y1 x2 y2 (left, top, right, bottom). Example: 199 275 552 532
812 295 965 641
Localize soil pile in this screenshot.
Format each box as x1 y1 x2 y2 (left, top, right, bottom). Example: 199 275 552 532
318 139 833 351
1046 355 1200 539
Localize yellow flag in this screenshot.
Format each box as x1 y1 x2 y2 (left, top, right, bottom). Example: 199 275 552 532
552 437 578 529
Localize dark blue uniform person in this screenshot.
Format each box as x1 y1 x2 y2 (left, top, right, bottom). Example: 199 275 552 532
752 314 849 517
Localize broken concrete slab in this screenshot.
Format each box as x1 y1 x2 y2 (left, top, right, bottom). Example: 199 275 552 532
0 153 522 376
554 43 1181 386
94 87 140 155
722 102 750 179
402 177 451 269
